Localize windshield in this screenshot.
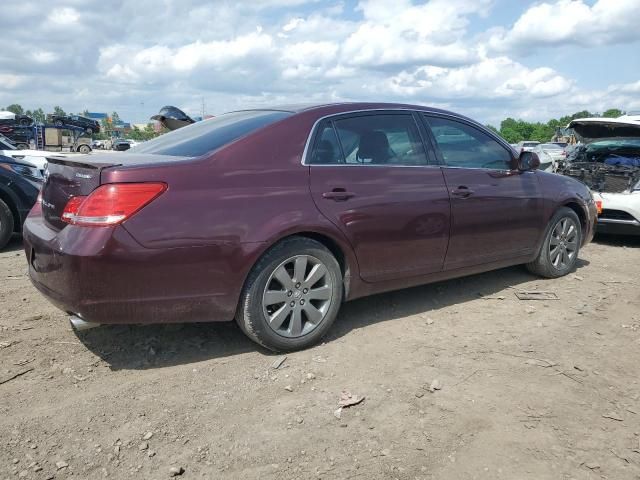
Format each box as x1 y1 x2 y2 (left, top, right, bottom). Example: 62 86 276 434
129 110 291 157
539 143 562 150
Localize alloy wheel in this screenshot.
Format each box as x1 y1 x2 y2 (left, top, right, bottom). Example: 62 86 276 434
262 255 333 338
549 217 578 270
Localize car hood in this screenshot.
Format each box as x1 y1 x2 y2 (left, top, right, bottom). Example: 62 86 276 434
569 117 640 143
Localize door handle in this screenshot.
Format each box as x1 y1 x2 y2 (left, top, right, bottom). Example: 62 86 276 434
322 189 355 201
451 186 474 198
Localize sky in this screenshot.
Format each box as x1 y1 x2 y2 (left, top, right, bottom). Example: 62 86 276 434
1 0 639 126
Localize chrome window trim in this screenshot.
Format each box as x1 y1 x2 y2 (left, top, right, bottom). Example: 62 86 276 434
300 107 514 168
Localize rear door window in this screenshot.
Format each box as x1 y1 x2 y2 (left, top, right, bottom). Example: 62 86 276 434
130 110 291 157
310 113 428 166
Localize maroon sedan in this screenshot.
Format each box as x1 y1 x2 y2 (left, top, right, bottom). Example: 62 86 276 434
23 103 597 351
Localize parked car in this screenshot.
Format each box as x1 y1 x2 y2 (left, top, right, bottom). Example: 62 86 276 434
516 140 540 153
24 103 597 351
91 140 105 149
531 143 567 171
0 133 67 174
557 117 640 235
0 155 42 249
0 110 34 127
0 124 34 149
112 138 132 151
48 114 100 134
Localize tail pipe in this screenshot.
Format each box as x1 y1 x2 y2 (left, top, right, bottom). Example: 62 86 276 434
69 315 100 331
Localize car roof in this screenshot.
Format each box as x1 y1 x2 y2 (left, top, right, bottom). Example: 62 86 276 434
229 102 484 131
263 102 464 116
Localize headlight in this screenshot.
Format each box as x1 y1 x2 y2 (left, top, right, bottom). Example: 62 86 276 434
0 162 43 180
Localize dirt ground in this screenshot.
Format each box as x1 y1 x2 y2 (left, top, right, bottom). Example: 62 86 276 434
1 234 639 480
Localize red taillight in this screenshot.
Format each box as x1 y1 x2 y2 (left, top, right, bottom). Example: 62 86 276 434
61 196 86 222
61 183 166 226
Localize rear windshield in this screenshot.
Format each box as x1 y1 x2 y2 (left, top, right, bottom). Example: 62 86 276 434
129 110 291 157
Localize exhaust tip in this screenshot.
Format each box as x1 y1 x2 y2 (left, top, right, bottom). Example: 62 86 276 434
69 315 100 332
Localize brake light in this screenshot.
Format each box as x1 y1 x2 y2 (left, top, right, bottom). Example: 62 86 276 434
61 183 166 226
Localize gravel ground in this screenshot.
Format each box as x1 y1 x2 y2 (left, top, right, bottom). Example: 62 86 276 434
1 234 639 479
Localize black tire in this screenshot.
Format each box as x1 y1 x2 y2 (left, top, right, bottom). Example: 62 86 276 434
86 128 93 134
78 144 91 154
236 237 343 352
54 120 63 127
0 198 14 250
527 207 582 278
16 143 28 150
19 119 30 126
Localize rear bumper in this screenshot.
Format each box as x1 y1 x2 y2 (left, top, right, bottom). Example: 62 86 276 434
23 215 263 325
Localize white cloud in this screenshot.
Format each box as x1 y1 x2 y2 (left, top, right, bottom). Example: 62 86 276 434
0 74 25 89
386 56 573 100
32 50 59 64
488 0 640 53
0 0 638 127
341 0 491 68
47 7 80 26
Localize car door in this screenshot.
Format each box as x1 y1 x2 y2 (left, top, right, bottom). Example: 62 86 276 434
308 111 451 282
422 114 545 270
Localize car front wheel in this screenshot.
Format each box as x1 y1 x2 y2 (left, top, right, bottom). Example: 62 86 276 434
236 237 343 352
527 207 582 278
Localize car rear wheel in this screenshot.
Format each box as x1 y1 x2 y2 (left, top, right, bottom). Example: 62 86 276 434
527 207 582 278
54 120 63 127
77 144 91 154
86 128 93 134
0 199 14 250
236 237 343 352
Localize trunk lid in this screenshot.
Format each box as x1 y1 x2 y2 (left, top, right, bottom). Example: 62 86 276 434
41 156 122 230
41 153 188 230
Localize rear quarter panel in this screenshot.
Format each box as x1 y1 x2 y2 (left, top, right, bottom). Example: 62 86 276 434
101 110 360 289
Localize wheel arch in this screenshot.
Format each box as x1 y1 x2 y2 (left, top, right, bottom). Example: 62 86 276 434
561 200 587 231
244 228 360 301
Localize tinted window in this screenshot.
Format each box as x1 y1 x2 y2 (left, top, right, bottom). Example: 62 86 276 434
312 114 427 166
426 116 512 170
130 110 291 157
309 121 343 164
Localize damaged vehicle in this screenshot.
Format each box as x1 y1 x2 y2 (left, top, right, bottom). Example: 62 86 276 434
557 117 640 235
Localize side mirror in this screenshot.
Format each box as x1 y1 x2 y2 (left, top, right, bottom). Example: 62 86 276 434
518 151 540 171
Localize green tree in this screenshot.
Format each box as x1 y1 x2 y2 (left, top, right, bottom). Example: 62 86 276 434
32 108 45 123
5 104 24 115
53 106 66 116
111 111 121 125
602 108 623 118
